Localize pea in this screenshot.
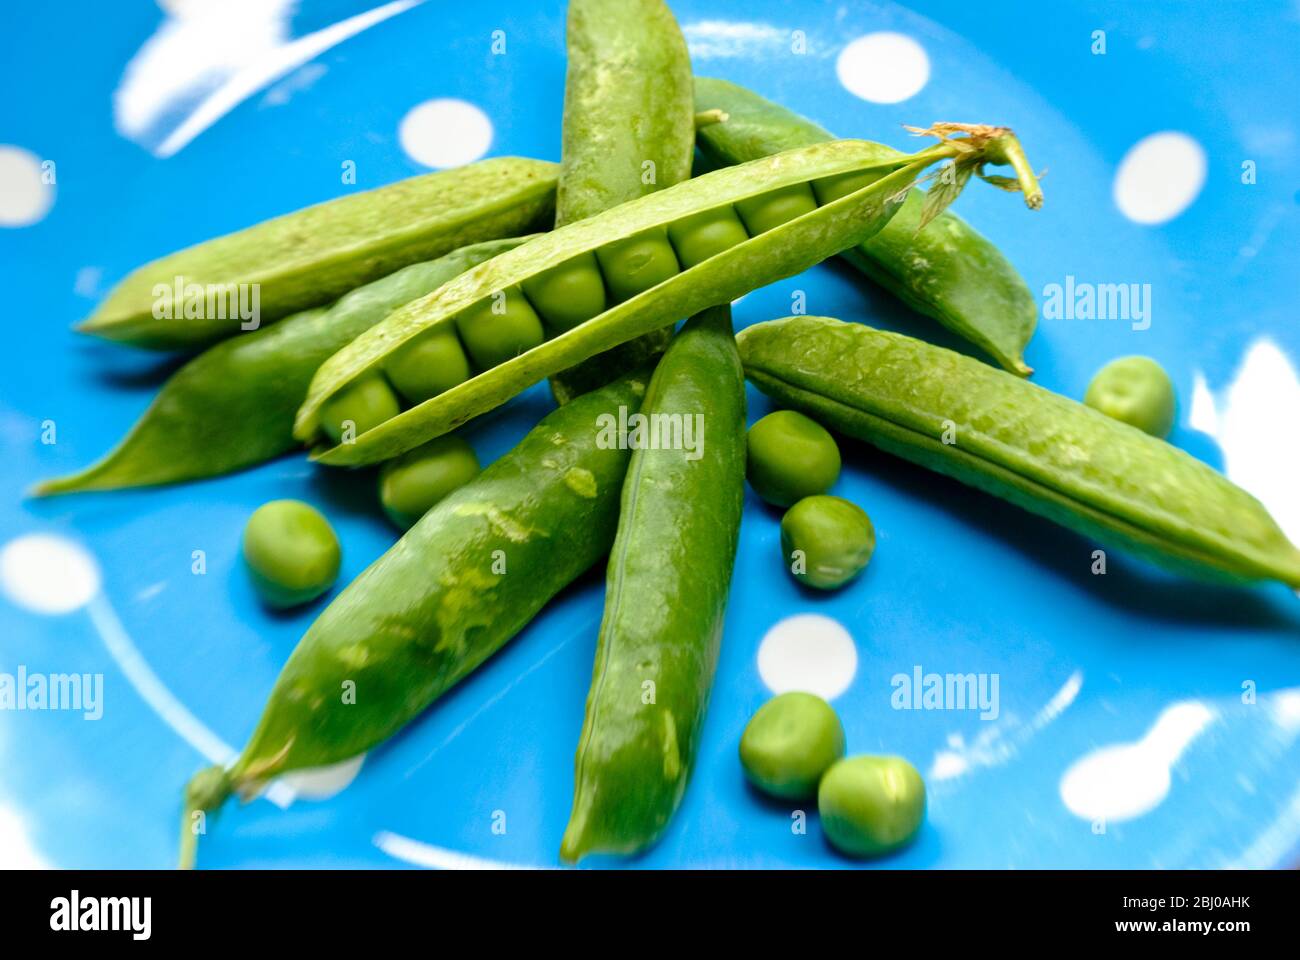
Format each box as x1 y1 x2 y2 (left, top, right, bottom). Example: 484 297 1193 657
818 755 926 858
780 495 875 590
667 205 750 268
520 252 607 333
739 692 845 800
455 286 546 370
378 435 480 529
1084 355 1176 438
735 182 818 235
318 373 401 444
594 227 680 302
812 168 887 205
746 409 841 507
384 328 472 403
242 500 341 609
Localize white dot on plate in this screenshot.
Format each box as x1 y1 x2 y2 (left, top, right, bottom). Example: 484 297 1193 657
0 146 55 227
280 754 366 800
1113 131 1206 225
0 534 101 614
399 99 493 169
836 33 930 104
757 613 857 700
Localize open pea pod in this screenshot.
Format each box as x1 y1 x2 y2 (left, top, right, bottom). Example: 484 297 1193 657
296 129 1043 467
737 316 1300 587
695 77 1039 376
35 237 530 495
78 157 558 350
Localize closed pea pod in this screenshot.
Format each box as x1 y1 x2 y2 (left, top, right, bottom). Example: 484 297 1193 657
546 0 695 402
562 305 747 862
80 158 558 350
34 237 529 495
296 128 1044 467
738 316 1300 587
180 373 648 868
695 77 1039 376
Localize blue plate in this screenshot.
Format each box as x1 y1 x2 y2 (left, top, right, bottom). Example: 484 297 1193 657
2 0 1298 869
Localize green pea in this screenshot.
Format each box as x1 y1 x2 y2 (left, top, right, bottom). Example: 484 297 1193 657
384 328 472 403
666 205 750 268
734 182 818 235
378 435 480 529
455 286 546 370
242 499 341 609
594 227 680 302
1084 355 1176 438
746 409 841 507
812 168 887 205
521 252 607 333
818 755 926 858
780 495 875 590
739 692 845 800
319 373 401 444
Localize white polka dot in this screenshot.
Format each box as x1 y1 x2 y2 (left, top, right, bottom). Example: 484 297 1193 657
1113 132 1206 225
281 754 366 800
0 534 101 614
836 33 930 104
757 613 858 700
399 99 493 169
0 146 54 227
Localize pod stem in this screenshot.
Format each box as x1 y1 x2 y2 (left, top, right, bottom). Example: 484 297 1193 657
900 123 1044 229
178 765 236 870
693 108 728 130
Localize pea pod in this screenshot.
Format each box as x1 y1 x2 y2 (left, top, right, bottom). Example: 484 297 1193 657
738 316 1300 587
79 157 558 350
296 127 1043 467
695 77 1038 376
34 238 530 495
179 372 648 869
547 0 694 403
562 305 746 862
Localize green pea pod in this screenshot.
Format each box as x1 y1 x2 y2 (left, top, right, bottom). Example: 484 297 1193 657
547 0 694 403
35 238 530 495
179 372 648 869
297 128 1042 467
79 157 558 351
562 304 746 862
738 316 1300 587
695 77 1038 376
